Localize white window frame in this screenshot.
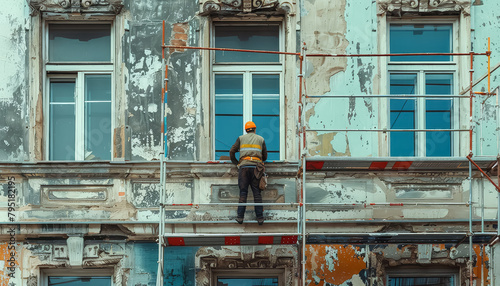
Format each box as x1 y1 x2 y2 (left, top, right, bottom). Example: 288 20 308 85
40 268 114 286
210 21 285 161
386 18 459 157
212 269 284 286
43 21 115 161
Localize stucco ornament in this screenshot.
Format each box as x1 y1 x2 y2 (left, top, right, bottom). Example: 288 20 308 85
377 0 470 15
29 0 123 15
200 0 293 15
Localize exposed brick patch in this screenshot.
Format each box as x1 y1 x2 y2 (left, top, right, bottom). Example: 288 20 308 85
170 23 189 53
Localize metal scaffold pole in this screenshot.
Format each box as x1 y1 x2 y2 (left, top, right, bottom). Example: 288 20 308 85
156 20 168 286
298 42 307 286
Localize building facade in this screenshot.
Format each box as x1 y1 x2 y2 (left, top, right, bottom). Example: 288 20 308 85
1 0 500 285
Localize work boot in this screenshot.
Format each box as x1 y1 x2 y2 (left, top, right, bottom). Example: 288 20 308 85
257 217 264 225
236 217 244 224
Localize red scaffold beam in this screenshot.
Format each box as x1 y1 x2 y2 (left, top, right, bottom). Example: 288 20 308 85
466 155 500 193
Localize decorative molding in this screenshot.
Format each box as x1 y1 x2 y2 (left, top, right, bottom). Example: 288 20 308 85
377 0 470 16
197 247 298 286
29 0 123 16
199 0 294 16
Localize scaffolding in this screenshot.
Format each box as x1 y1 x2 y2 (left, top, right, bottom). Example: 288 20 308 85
157 20 499 285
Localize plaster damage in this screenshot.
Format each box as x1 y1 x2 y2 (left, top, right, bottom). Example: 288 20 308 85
307 244 366 286
166 22 200 160
0 2 28 161
303 0 378 157
302 0 348 96
127 24 163 161
306 244 491 286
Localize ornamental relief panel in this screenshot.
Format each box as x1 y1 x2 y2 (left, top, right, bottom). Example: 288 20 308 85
200 0 295 15
377 0 471 16
29 0 123 15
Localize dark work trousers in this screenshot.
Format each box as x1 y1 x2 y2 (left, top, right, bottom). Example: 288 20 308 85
237 166 263 219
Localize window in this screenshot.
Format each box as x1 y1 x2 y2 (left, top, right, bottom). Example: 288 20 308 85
388 23 456 157
387 268 457 286
217 277 279 286
213 23 282 161
213 270 283 286
48 276 111 286
45 23 113 160
41 269 112 286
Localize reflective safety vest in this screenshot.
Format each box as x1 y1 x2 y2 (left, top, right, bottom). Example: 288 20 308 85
238 133 265 166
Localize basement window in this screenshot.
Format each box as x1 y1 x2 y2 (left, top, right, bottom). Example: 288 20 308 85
45 23 114 161
388 22 457 157
48 276 111 286
212 22 283 161
387 268 457 286
213 269 283 286
41 269 113 286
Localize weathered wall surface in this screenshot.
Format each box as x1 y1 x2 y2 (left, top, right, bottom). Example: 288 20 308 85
471 2 500 156
124 0 201 161
306 244 492 286
1 241 494 285
302 0 378 157
0 0 499 286
0 1 28 161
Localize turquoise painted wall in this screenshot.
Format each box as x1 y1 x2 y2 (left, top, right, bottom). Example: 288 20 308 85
131 243 199 286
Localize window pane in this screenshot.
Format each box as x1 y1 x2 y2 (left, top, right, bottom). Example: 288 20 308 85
252 74 280 115
49 24 111 62
50 80 76 160
425 74 453 157
388 276 454 286
85 75 112 160
390 73 417 95
253 116 279 160
215 75 243 159
252 74 280 160
390 74 416 156
215 26 279 63
217 277 279 286
426 73 453 95
48 276 111 286
390 24 452 62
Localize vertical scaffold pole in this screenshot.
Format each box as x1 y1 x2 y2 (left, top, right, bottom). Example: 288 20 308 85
156 20 168 286
468 51 474 286
300 42 307 286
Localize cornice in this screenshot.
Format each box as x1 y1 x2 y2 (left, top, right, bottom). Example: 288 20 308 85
377 0 471 16
29 0 123 16
199 0 295 16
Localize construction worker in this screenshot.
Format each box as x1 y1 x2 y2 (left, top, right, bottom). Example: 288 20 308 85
230 121 268 225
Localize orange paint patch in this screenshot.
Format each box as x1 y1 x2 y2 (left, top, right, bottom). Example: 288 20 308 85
473 245 490 284
306 245 366 285
0 243 19 285
435 244 446 251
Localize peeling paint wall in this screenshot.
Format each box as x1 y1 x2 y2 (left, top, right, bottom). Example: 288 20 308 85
302 0 379 157
306 244 493 286
123 0 201 160
306 245 367 285
0 1 28 161
471 1 500 156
